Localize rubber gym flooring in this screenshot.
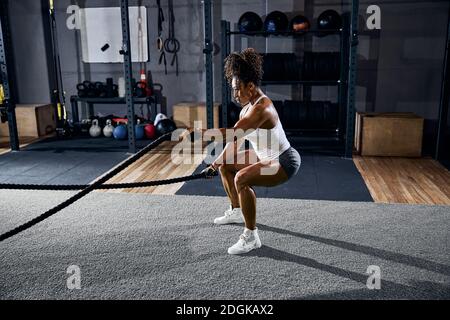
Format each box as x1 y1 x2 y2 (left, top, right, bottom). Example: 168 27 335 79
0 136 373 202
0 137 449 299
0 136 152 185
176 153 372 202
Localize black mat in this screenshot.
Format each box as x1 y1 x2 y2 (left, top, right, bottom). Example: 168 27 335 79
0 137 373 202
0 136 153 185
176 152 374 202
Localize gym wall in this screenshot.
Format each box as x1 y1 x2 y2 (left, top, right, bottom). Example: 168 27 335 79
370 0 449 155
8 0 52 104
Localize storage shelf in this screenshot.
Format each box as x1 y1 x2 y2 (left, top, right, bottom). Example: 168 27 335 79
220 7 359 157
228 29 343 37
261 80 340 86
70 96 154 104
285 128 339 133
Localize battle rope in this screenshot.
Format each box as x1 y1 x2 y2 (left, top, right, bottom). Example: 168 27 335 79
0 132 217 242
0 171 215 191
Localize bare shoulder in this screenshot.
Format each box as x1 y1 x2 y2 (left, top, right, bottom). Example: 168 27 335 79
252 96 272 113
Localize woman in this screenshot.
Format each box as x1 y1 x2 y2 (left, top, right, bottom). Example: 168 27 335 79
199 48 301 254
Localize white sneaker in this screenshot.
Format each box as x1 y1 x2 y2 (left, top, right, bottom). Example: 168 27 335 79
214 206 244 225
227 228 262 255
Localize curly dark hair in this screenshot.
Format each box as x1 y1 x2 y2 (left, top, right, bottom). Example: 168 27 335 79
224 48 264 87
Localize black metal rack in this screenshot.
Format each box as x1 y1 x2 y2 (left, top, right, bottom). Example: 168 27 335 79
227 29 342 37
1 0 141 154
119 0 138 153
218 1 359 158
0 0 19 151
436 6 450 164
261 80 340 86
203 0 214 129
70 96 156 124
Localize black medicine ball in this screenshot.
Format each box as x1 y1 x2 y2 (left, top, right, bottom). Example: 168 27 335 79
238 12 263 32
264 11 289 32
155 118 177 136
317 9 342 30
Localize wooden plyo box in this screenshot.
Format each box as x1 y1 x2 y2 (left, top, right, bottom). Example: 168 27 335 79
173 102 220 129
0 104 56 137
354 112 424 157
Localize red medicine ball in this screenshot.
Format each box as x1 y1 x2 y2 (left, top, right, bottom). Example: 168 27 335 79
144 124 156 139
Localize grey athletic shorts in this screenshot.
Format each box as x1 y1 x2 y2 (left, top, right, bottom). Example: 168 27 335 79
278 147 301 179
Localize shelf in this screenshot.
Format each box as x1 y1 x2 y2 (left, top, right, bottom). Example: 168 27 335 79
221 10 357 157
70 96 154 104
285 129 341 142
285 128 339 133
261 80 340 86
228 29 343 37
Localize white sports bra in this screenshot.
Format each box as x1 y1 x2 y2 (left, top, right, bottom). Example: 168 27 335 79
239 94 291 161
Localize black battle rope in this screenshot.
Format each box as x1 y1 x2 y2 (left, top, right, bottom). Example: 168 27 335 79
164 0 180 76
157 0 167 74
0 133 217 242
0 172 213 191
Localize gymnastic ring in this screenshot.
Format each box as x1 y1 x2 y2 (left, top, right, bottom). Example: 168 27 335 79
164 38 180 53
157 37 164 51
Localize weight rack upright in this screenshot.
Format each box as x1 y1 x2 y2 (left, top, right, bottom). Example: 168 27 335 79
436 6 450 162
120 0 137 154
0 0 19 151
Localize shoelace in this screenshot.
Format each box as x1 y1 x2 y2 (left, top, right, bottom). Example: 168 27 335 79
239 234 250 245
225 207 238 217
225 210 234 217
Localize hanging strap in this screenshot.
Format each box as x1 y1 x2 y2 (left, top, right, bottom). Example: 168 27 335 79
164 0 180 76
157 0 167 74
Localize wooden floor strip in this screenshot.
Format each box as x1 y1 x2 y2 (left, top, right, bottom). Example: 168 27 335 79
0 136 44 155
97 140 208 195
354 156 450 205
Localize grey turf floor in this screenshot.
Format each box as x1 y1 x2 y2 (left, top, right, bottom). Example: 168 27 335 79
0 191 449 299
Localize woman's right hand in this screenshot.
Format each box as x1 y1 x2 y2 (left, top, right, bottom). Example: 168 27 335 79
208 160 217 171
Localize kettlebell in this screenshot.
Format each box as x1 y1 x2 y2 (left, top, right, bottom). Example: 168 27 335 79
89 119 102 137
113 124 128 140
134 81 147 98
103 119 114 138
77 83 87 97
154 113 168 126
135 119 145 140
85 81 96 98
95 81 107 98
81 119 92 136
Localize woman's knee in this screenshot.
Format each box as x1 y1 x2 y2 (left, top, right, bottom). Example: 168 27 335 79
219 163 238 178
234 171 248 193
